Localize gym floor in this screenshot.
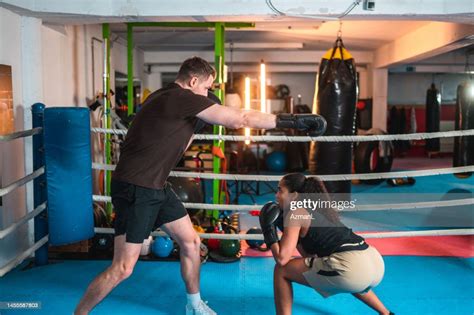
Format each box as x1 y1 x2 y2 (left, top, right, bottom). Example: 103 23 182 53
1 256 473 314
1 159 473 315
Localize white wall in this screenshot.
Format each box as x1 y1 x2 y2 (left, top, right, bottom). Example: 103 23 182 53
42 25 146 107
269 72 317 107
0 7 147 271
41 23 146 194
42 25 92 106
144 71 163 92
388 72 470 105
0 7 37 270
112 39 145 85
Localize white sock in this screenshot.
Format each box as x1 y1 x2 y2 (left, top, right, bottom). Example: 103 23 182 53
187 292 201 308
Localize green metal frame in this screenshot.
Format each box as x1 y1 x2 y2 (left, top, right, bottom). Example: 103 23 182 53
102 23 112 215
128 22 253 28
212 22 225 218
103 21 254 214
125 22 253 115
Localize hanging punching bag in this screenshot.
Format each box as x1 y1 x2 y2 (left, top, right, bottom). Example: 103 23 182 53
398 107 410 153
425 83 440 152
453 82 474 178
310 38 357 195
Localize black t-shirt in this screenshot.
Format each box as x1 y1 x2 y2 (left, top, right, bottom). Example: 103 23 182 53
298 211 366 257
113 83 215 189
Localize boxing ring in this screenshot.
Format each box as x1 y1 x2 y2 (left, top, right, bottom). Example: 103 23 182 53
0 106 473 314
91 127 474 241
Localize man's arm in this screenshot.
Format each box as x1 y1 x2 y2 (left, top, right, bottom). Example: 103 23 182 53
196 104 276 129
197 104 327 135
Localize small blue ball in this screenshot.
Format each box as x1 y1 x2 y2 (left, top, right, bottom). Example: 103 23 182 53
152 236 173 258
266 151 287 172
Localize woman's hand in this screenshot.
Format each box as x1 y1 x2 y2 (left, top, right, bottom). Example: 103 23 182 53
270 207 312 265
259 202 282 248
270 225 300 266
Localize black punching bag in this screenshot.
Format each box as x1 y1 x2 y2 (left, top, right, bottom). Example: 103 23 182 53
453 82 474 178
310 38 357 194
425 84 440 152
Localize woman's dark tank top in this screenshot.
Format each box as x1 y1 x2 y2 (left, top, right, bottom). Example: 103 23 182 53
298 210 367 257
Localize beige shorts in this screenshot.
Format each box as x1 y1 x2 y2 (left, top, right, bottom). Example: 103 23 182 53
302 245 385 298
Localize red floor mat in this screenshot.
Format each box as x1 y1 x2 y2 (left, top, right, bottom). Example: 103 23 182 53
240 235 474 258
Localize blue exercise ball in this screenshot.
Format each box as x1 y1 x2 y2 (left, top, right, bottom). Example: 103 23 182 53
246 227 264 249
266 151 287 172
168 177 204 216
152 236 173 258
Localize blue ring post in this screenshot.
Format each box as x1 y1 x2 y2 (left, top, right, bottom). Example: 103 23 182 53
32 103 48 266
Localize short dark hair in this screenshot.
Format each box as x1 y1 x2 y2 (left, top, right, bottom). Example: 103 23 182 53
176 56 216 82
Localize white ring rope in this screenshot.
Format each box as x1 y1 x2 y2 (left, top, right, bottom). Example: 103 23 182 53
0 235 49 277
348 198 474 211
0 202 47 240
172 166 474 181
92 128 126 136
91 127 474 142
0 127 42 142
0 167 45 198
92 162 474 181
93 227 474 240
358 229 474 238
93 195 474 212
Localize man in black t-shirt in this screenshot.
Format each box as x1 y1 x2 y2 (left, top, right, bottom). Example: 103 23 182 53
75 57 327 315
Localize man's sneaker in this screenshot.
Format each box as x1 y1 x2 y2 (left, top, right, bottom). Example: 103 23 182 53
185 300 217 315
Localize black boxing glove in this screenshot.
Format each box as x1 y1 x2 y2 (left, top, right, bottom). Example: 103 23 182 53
259 202 282 248
276 113 327 136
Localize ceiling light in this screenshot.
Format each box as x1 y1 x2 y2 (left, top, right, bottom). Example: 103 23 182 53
260 60 266 114
244 77 251 145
